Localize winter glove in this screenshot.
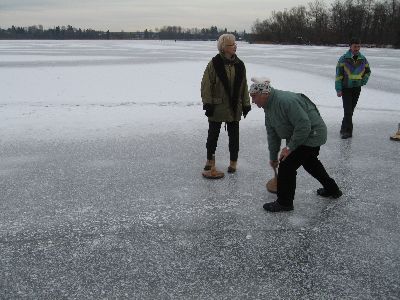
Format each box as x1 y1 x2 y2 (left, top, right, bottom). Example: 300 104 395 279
242 106 251 118
203 103 214 117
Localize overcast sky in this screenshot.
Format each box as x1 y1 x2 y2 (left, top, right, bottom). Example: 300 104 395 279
0 0 334 32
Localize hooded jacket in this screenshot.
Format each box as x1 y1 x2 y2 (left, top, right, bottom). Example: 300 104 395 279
201 53 250 122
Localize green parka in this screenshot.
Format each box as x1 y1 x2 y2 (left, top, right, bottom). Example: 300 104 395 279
264 88 327 161
201 53 250 122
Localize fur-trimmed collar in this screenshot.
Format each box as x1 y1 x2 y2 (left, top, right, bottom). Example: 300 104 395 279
212 54 245 113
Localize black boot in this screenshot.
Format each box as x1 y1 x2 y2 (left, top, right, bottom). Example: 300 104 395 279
263 200 294 212
317 188 343 199
341 132 351 139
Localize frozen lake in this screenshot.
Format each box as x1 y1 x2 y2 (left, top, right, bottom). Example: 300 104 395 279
0 40 399 141
0 40 399 298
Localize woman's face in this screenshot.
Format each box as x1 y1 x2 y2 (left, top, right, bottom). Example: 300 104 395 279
223 40 237 57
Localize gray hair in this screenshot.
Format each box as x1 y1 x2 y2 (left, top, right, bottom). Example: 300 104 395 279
217 34 236 52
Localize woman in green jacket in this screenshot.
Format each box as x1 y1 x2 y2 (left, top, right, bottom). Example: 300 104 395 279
249 78 342 212
201 34 251 174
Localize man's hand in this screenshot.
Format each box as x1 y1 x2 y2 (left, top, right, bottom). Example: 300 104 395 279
269 160 279 168
279 147 291 161
337 91 342 97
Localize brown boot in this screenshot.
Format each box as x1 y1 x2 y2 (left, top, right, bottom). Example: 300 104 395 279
227 160 237 173
202 155 224 179
204 158 215 171
390 131 400 141
390 124 400 141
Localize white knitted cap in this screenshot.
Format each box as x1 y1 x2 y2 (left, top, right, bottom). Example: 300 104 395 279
249 77 272 94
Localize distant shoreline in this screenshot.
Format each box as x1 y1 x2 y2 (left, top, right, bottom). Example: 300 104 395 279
0 39 398 49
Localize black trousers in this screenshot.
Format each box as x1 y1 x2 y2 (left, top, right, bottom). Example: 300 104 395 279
341 87 361 134
277 145 339 207
206 121 239 161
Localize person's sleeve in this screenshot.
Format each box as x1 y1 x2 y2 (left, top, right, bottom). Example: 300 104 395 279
335 57 344 92
265 117 281 161
362 58 371 86
284 100 311 151
242 67 251 107
201 61 214 105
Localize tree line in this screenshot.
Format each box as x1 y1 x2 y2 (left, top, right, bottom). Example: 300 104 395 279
251 0 400 47
1 0 399 47
0 25 242 41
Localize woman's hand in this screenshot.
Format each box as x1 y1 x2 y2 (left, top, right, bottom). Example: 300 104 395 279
242 106 251 118
203 104 214 117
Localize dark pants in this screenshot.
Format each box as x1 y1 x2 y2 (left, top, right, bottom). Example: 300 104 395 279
206 121 239 161
341 87 361 134
277 145 339 207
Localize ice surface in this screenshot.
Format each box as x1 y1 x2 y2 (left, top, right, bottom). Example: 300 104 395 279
0 40 398 142
0 40 399 298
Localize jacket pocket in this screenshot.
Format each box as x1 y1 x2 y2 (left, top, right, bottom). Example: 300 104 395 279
212 97 223 104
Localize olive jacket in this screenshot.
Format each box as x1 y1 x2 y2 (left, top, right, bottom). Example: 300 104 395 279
264 88 327 161
201 53 250 122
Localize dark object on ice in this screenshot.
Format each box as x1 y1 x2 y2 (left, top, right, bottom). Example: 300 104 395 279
317 188 343 199
263 200 294 212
